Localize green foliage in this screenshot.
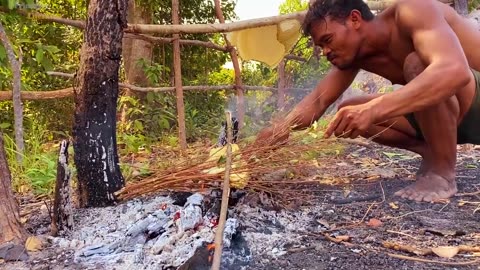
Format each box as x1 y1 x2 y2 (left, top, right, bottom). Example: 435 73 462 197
279 0 309 14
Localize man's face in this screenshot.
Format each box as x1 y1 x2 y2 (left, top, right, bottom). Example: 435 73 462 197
310 15 362 70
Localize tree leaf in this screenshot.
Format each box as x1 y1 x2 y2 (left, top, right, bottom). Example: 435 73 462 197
7 0 15 10
0 45 6 61
35 47 44 64
0 122 11 129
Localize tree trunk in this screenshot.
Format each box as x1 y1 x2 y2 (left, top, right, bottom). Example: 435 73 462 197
73 0 127 207
0 133 27 245
0 21 24 164
120 0 153 124
172 0 187 151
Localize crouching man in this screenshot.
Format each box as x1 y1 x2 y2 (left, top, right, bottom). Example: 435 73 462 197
253 0 480 202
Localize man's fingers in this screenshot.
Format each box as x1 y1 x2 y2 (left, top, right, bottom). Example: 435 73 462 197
324 111 343 138
349 129 362 139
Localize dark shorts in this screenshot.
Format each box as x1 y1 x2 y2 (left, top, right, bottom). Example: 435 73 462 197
405 68 480 145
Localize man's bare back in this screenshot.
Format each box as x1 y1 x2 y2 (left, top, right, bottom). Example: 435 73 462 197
253 0 480 202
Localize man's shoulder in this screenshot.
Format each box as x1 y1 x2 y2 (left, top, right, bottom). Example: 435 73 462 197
391 0 448 30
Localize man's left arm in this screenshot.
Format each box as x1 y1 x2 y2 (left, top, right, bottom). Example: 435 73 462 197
370 0 472 121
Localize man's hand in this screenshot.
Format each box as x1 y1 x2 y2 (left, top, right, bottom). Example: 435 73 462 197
324 102 377 139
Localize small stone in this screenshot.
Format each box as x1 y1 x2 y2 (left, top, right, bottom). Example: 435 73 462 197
69 239 80 249
185 193 203 207
178 204 203 232
58 239 71 249
133 244 144 264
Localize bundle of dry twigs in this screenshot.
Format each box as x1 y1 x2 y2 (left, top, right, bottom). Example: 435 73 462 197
115 117 346 202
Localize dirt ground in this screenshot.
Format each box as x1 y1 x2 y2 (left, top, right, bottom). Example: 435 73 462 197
247 142 480 270
1 140 479 270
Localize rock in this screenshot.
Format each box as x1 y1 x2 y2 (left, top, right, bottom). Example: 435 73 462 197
223 218 239 248
126 215 157 238
0 243 29 262
69 239 80 249
185 193 203 207
179 204 203 232
133 244 144 264
151 233 172 254
58 239 71 249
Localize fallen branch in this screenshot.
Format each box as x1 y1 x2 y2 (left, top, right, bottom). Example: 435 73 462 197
383 241 432 256
387 253 480 266
211 111 233 270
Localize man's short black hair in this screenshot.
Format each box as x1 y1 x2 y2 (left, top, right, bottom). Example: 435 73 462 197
302 0 375 36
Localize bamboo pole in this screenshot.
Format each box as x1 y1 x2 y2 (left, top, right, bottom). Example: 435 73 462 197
0 85 310 101
2 0 454 35
211 111 233 270
123 33 228 52
213 0 245 130
172 0 187 152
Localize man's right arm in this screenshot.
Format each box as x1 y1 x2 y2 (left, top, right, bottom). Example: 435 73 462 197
254 66 359 146
285 66 359 130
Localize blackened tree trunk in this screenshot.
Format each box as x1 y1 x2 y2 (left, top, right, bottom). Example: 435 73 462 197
0 133 27 245
73 0 128 207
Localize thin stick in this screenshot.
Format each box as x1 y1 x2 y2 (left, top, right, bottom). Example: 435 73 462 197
386 230 418 240
387 253 480 266
211 111 233 270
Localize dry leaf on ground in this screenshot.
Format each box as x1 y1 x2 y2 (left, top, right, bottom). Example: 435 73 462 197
25 236 44 252
431 246 460 259
367 218 383 228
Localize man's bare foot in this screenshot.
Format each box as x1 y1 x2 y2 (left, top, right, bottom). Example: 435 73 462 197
394 171 457 202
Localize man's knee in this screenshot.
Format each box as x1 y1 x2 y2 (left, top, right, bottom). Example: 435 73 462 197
337 94 382 109
404 52 427 82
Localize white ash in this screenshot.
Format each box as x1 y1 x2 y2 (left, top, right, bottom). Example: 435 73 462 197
46 191 333 270
49 194 238 270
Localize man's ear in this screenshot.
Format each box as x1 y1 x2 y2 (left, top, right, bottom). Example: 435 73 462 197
349 10 362 29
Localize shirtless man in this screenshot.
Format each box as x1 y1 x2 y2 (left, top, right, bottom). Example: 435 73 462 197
253 0 480 202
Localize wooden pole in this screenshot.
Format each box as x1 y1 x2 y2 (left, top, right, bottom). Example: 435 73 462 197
277 59 286 111
211 111 233 270
213 0 245 130
172 0 187 151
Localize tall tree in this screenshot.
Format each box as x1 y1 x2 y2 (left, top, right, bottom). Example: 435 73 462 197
73 0 127 207
0 133 26 245
120 0 153 124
